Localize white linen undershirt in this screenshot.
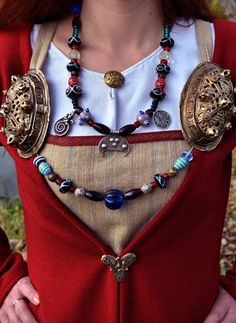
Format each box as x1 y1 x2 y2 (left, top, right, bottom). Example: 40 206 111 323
31 19 215 136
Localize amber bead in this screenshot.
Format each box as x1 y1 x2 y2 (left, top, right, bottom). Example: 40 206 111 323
68 76 79 86
55 178 63 185
87 119 95 126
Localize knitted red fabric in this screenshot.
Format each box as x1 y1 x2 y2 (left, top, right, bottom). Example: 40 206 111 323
0 20 235 322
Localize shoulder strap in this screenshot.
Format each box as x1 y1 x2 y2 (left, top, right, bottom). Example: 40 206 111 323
195 19 213 62
30 21 58 70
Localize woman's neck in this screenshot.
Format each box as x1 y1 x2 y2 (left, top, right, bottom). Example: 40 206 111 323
54 0 164 72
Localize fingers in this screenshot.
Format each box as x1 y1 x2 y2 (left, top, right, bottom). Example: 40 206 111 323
17 277 40 306
14 299 38 323
203 289 229 323
0 276 39 323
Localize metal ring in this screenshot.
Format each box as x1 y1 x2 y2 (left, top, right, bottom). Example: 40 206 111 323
13 298 24 308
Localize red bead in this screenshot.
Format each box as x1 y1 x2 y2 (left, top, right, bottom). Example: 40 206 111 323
134 121 141 128
150 181 158 188
158 73 166 79
71 58 78 63
56 178 63 185
163 173 170 180
69 186 76 193
164 47 170 52
68 76 79 86
161 59 168 65
155 78 166 89
87 119 95 126
72 45 79 50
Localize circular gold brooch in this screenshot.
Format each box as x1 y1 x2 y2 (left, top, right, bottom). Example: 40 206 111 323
180 62 236 151
104 71 125 88
0 69 50 158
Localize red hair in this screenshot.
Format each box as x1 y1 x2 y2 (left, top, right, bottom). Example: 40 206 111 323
0 0 215 26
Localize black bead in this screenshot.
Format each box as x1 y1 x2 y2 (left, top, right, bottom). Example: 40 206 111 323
160 37 175 49
150 88 166 100
119 124 136 136
59 179 72 193
124 189 143 200
84 191 104 201
67 61 81 73
156 64 170 75
66 85 82 98
67 36 81 48
93 123 111 135
154 174 167 189
151 99 159 110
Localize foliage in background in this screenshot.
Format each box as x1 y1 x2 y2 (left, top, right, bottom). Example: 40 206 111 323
211 0 227 18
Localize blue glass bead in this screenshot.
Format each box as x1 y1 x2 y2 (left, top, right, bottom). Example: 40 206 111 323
104 189 125 210
182 150 193 162
173 157 189 170
38 162 52 176
59 179 72 193
33 155 46 167
154 174 167 189
71 4 82 14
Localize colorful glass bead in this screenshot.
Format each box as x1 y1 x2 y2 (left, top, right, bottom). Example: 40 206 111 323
68 76 79 87
59 179 72 193
154 174 167 188
67 36 81 48
67 61 81 73
156 64 170 74
71 4 82 14
150 88 166 100
155 78 166 89
136 111 151 126
69 49 81 61
33 155 46 167
78 108 92 125
159 50 171 63
141 184 152 194
104 190 125 210
160 37 175 49
74 187 86 197
173 157 189 170
182 150 193 162
66 85 82 98
38 162 52 176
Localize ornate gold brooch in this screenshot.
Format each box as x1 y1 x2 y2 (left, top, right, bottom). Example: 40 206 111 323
0 70 50 158
180 62 236 151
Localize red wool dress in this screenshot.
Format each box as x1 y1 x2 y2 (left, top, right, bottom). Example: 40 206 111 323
0 19 236 323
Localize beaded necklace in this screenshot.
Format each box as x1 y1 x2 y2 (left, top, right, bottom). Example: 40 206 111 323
54 5 173 156
34 5 193 211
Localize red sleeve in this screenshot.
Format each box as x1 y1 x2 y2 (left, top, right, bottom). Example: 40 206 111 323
213 19 236 298
0 23 32 305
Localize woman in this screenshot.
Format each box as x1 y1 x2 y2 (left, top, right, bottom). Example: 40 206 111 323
0 0 236 322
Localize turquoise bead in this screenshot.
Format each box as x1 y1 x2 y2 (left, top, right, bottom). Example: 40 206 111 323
173 157 189 170
38 162 52 176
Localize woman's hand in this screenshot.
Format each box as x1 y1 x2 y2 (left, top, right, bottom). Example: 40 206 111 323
203 287 236 323
0 276 39 323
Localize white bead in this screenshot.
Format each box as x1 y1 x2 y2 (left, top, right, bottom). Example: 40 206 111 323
74 187 85 197
141 184 152 194
159 50 171 63
69 49 81 61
